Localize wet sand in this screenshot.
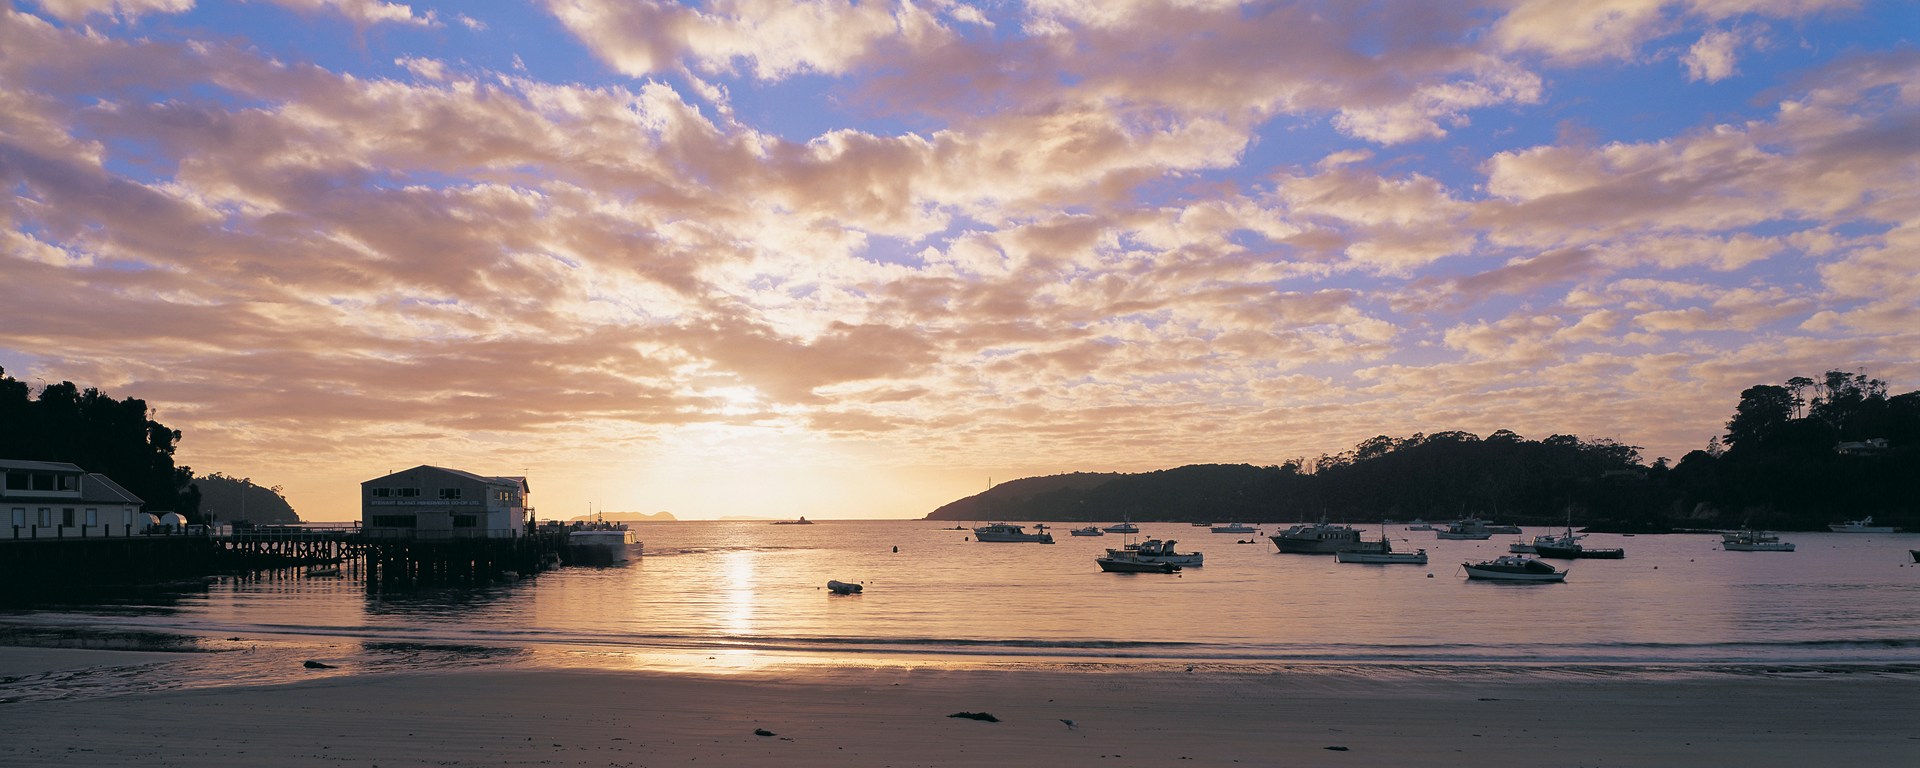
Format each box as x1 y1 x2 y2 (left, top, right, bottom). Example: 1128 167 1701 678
2 648 1916 766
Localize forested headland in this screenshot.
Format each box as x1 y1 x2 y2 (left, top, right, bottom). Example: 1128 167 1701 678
927 370 1920 532
0 367 294 524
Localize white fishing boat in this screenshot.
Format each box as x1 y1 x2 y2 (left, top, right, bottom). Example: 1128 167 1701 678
1270 519 1363 553
1723 529 1796 552
1828 516 1897 533
1513 529 1581 554
1461 555 1567 582
1721 530 1778 544
1337 523 1426 564
1404 519 1435 531
567 521 643 565
973 523 1055 543
1069 525 1105 537
1209 522 1256 534
1095 550 1180 573
1109 538 1203 567
1435 518 1494 540
1102 518 1140 534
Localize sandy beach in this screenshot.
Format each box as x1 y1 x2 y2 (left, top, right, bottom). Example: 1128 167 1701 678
3 648 1915 767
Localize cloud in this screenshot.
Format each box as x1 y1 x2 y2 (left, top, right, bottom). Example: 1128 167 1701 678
29 0 192 22
545 0 952 80
1684 27 1747 82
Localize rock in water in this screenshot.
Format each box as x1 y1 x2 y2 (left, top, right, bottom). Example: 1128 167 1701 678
303 660 335 669
754 729 775 737
948 712 999 722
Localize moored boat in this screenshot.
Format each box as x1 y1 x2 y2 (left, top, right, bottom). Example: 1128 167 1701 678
1095 551 1180 573
1404 519 1435 531
1533 538 1625 559
1723 529 1795 552
771 516 815 525
1102 518 1140 534
1069 525 1105 537
1210 522 1256 534
1270 519 1363 554
1110 538 1203 567
1435 518 1494 540
567 522 644 565
1829 516 1897 533
973 523 1055 543
1338 523 1425 564
1462 555 1567 582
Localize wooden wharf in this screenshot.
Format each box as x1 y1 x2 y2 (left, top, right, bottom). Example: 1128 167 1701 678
0 525 568 590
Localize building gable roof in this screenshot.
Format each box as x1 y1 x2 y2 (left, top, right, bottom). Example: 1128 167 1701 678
0 459 86 473
363 465 523 490
83 473 145 505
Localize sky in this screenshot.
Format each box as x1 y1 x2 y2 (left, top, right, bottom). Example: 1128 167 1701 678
1 0 1916 522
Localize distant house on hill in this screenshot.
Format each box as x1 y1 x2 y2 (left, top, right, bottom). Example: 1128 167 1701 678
1834 438 1890 456
2 459 147 540
360 465 530 539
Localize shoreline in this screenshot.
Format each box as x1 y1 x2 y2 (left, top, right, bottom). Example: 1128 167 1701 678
4 647 1917 766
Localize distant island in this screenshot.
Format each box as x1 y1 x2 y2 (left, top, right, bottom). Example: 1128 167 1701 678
565 511 677 522
928 370 1918 533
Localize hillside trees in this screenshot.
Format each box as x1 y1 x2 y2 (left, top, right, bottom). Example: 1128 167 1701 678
0 367 202 519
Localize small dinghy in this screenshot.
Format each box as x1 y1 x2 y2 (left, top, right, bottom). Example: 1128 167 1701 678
826 580 863 594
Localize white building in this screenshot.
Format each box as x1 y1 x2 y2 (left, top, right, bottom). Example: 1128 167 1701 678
2 459 147 540
360 465 530 540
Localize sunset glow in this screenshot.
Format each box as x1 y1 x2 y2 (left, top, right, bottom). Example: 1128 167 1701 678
2 1 1916 520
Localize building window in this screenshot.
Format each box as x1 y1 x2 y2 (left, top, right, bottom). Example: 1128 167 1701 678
37 508 51 527
396 488 420 498
439 488 462 500
58 475 78 491
452 514 478 527
370 514 417 528
9 508 21 526
4 473 25 490
371 488 391 497
31 474 55 491
85 508 98 526
62 508 75 526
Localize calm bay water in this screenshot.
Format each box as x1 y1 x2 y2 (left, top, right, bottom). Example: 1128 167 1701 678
5 520 1919 699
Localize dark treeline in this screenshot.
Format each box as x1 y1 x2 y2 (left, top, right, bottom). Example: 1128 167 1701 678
0 367 201 519
929 370 1919 531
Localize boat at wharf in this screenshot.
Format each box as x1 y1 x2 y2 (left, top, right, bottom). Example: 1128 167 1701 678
1210 522 1256 534
566 521 643 565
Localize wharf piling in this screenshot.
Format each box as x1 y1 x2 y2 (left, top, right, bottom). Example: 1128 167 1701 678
362 531 566 584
